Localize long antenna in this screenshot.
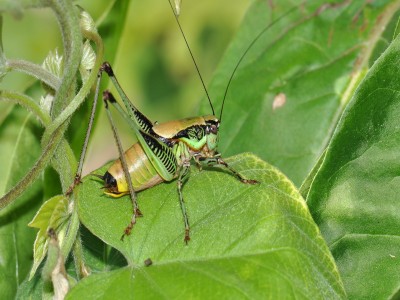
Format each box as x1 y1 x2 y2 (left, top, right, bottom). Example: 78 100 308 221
219 5 299 123
167 0 215 116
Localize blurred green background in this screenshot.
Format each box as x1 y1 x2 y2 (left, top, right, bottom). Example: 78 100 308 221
0 0 250 174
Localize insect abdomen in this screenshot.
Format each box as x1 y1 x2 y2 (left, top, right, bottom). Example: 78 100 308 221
106 142 164 195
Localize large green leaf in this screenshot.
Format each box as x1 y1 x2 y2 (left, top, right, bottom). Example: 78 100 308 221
0 106 43 299
74 153 345 298
306 30 400 298
202 0 398 186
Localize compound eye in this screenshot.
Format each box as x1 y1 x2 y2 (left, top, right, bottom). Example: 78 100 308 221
210 124 218 134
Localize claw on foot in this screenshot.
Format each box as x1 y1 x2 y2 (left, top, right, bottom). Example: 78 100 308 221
241 178 259 185
121 222 135 241
66 174 82 196
135 208 143 217
184 229 190 245
120 208 142 241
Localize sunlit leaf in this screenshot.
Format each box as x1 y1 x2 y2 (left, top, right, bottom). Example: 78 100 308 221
75 153 345 298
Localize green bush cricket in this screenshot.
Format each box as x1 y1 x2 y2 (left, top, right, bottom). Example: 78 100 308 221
71 1 297 243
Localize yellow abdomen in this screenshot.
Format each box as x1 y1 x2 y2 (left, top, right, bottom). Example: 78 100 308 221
107 142 164 194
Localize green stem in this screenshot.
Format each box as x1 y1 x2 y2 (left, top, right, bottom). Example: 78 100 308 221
0 91 51 125
0 14 104 211
0 125 64 209
61 205 80 261
42 30 104 145
43 0 83 194
52 123 77 192
47 0 82 118
72 231 90 279
0 91 78 196
6 59 60 90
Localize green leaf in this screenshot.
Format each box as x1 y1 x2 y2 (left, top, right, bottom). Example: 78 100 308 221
306 30 400 298
78 226 127 272
299 149 327 199
75 153 345 298
28 194 69 280
42 229 70 300
16 273 42 300
0 106 43 299
202 0 398 186
16 226 126 299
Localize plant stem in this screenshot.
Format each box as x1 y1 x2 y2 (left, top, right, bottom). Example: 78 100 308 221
6 59 60 90
0 3 104 211
47 0 82 118
0 91 51 125
72 232 90 279
61 205 80 262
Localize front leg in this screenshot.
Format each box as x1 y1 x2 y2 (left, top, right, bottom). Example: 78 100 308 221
193 154 203 171
204 156 259 185
177 163 191 244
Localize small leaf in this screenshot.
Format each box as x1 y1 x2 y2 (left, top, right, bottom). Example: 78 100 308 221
76 153 345 298
28 195 69 280
79 41 96 82
17 226 125 299
79 10 97 35
42 49 63 79
174 0 181 16
42 229 69 300
39 94 54 116
41 49 63 113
